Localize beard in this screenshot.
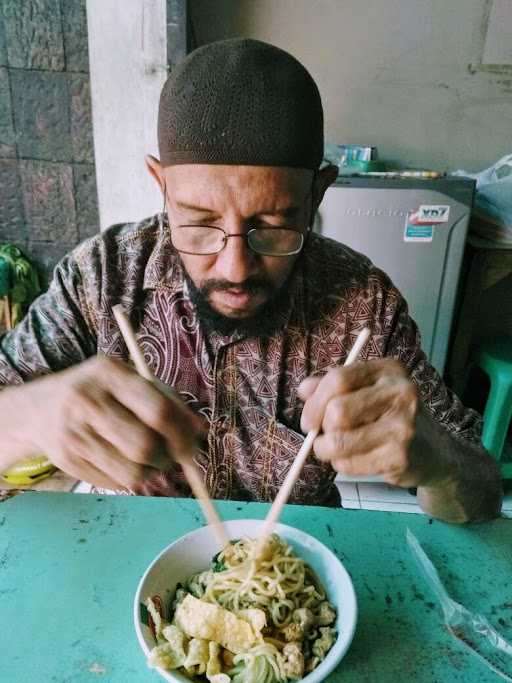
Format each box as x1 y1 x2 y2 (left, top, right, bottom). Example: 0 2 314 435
183 269 295 338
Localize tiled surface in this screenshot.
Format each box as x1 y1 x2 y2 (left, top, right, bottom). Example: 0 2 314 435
19 160 77 243
337 441 512 516
69 73 94 163
0 66 15 158
0 158 27 241
74 163 100 240
11 70 73 161
0 0 98 286
337 480 512 518
0 0 187 284
2 0 65 70
337 480 423 513
61 0 89 73
0 9 7 67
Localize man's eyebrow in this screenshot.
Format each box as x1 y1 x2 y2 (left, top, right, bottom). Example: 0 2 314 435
173 201 302 217
259 205 301 218
174 201 216 213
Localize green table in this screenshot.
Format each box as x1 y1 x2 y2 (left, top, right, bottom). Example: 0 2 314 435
1 493 511 682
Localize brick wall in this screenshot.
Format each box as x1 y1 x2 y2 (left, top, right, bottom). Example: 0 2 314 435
0 0 99 287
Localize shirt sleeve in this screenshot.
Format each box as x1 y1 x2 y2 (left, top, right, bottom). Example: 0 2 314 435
377 276 483 446
0 253 97 384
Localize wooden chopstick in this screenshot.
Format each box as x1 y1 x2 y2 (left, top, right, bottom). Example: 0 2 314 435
255 327 371 557
112 304 229 548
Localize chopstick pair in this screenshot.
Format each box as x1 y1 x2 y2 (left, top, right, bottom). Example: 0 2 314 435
112 305 229 548
255 327 371 557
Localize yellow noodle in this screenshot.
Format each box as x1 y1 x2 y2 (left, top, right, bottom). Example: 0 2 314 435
151 534 337 683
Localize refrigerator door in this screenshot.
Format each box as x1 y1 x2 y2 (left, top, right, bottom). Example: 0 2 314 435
316 179 474 373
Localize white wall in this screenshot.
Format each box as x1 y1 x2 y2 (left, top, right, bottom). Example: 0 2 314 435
189 0 512 173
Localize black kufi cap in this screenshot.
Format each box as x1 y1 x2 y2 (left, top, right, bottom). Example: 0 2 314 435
158 38 323 170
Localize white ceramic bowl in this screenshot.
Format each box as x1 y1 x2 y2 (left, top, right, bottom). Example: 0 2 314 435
134 519 357 683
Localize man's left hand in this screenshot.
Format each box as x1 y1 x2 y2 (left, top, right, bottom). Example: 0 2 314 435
298 359 443 488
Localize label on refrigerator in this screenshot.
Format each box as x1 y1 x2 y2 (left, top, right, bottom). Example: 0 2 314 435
403 204 448 242
409 205 450 225
404 221 434 242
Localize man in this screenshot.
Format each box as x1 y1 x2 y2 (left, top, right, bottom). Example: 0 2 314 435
0 39 502 521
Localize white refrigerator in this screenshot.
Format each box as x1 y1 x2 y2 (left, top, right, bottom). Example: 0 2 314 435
316 176 475 374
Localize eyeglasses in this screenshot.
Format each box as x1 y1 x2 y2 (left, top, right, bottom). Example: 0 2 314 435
170 225 306 257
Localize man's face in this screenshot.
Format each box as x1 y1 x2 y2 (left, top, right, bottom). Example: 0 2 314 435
160 164 314 331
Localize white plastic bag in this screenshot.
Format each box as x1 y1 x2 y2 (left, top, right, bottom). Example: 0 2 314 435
407 529 512 680
453 154 512 228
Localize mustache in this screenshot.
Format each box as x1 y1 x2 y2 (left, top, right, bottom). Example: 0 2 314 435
200 277 274 297
182 268 292 337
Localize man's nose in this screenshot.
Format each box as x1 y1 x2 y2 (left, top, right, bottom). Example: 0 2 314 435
215 230 257 284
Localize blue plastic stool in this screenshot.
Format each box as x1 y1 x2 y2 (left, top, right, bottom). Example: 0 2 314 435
470 336 512 478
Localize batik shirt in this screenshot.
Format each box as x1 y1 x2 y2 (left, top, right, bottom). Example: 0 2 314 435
0 214 483 505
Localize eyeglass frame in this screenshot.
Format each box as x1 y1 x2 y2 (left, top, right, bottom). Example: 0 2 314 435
168 224 307 257
160 176 317 258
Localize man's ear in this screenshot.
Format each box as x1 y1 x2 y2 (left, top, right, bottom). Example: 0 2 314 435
145 155 165 192
312 164 338 214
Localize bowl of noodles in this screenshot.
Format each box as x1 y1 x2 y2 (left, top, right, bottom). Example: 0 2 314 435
134 519 357 682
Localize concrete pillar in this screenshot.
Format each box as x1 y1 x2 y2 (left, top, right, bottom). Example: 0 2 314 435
86 0 177 230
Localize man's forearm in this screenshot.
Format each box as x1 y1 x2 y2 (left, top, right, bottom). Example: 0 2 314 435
414 405 503 523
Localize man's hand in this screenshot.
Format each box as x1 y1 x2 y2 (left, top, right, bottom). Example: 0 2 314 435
299 359 447 488
299 358 503 522
8 356 204 491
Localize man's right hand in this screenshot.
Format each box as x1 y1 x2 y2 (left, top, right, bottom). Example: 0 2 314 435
2 356 205 491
